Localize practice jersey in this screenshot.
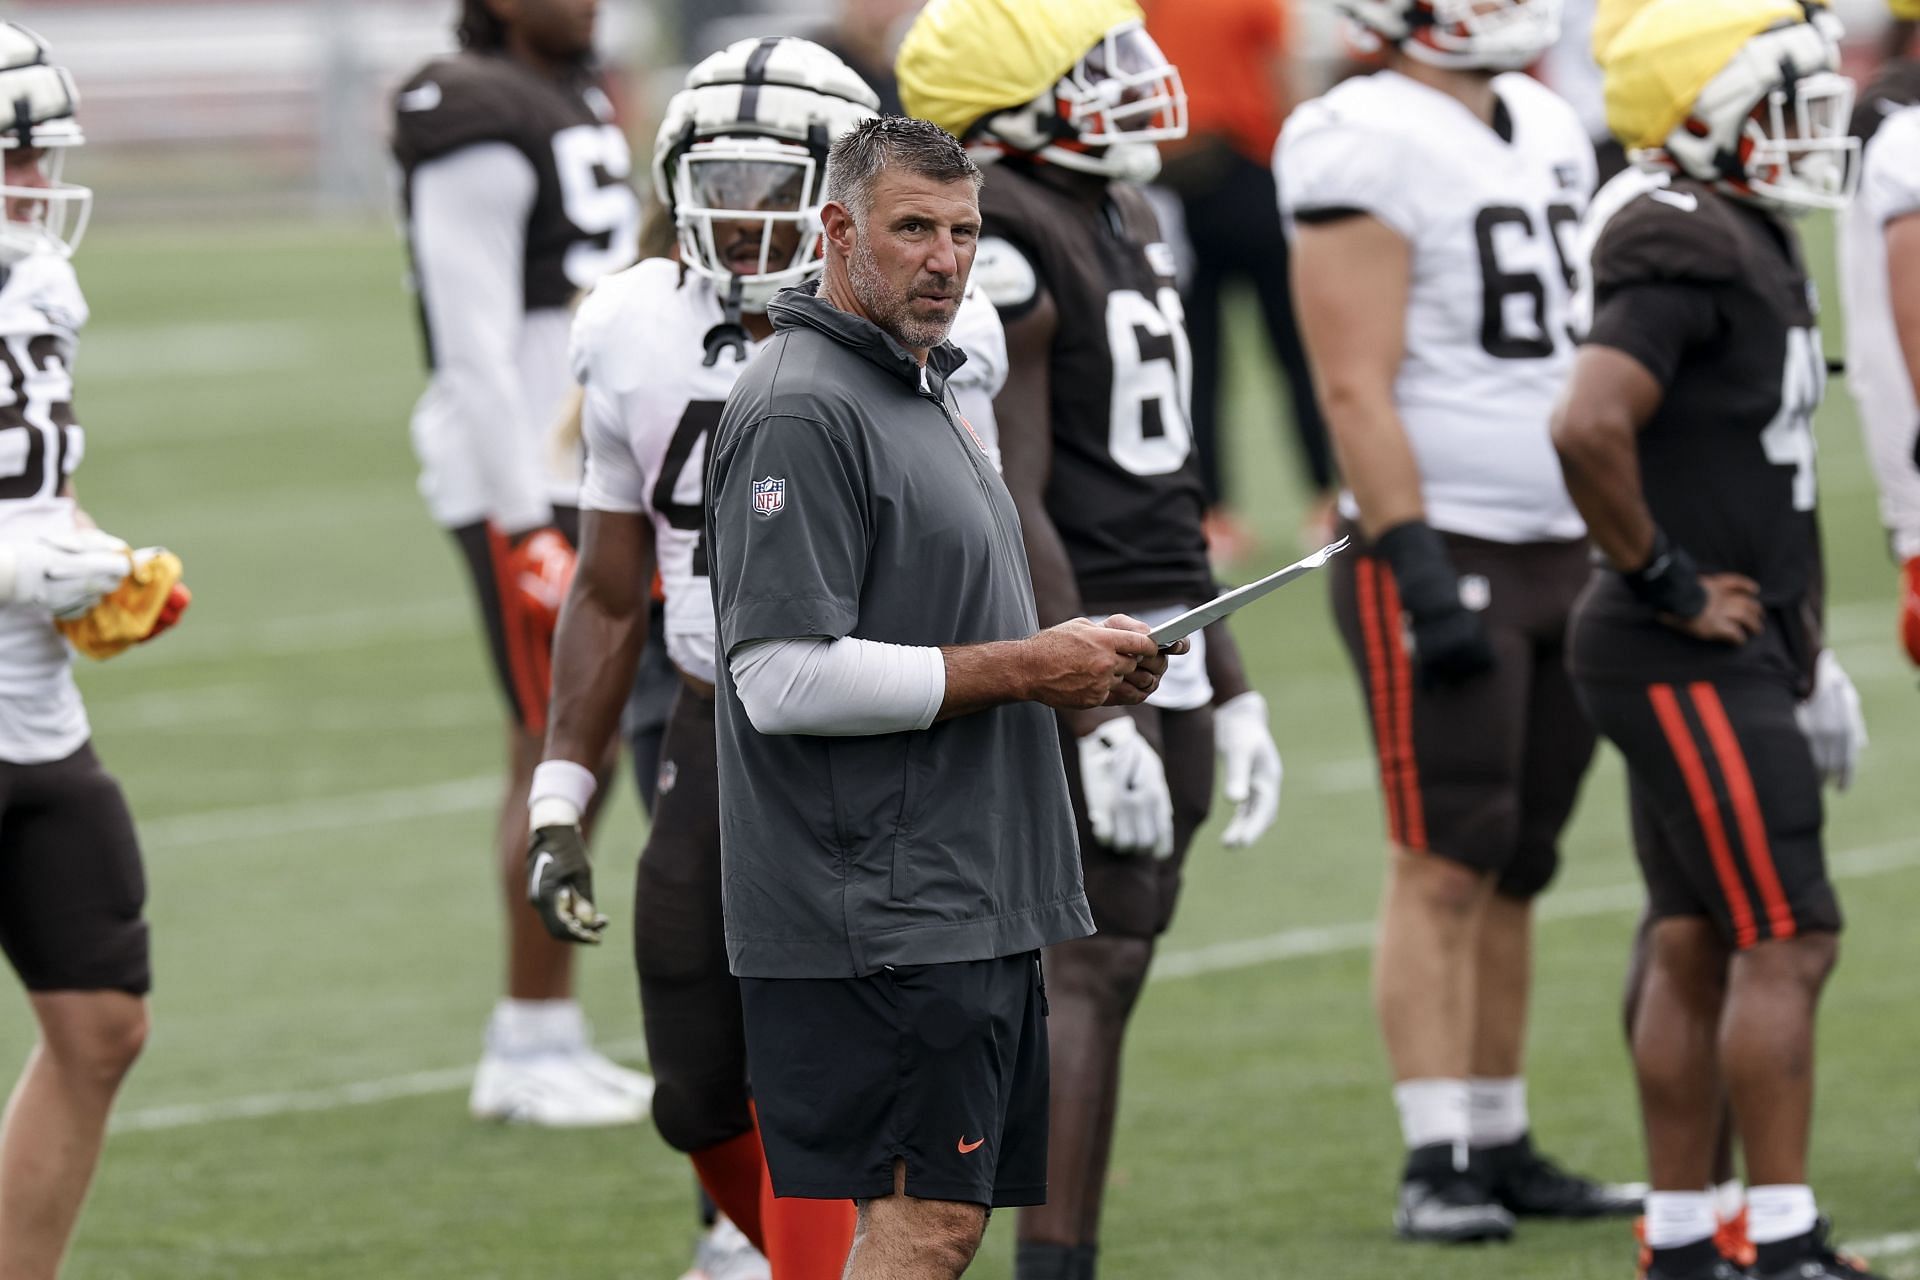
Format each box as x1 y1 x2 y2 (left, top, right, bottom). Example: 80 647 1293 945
572 261 1009 685
0 253 91 763
1277 69 1595 544
392 52 640 531
1577 168 1825 676
1840 104 1920 558
974 160 1213 609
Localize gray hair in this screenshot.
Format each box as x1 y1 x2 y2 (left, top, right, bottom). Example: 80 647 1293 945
822 116 982 221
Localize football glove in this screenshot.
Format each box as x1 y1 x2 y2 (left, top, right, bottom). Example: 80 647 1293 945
1900 556 1920 667
1077 715 1174 858
1213 691 1282 849
1374 521 1495 690
493 525 576 736
526 797 606 944
0 528 133 619
58 546 191 659
1795 649 1866 792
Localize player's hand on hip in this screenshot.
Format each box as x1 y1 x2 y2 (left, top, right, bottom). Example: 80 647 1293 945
526 821 607 944
1020 617 1160 709
1077 715 1175 858
1667 573 1762 645
1794 649 1866 791
3 529 134 618
1214 691 1282 848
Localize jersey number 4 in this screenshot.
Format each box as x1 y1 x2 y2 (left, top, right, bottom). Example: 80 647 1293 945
1474 204 1579 359
1106 286 1194 477
1759 327 1822 513
655 400 719 577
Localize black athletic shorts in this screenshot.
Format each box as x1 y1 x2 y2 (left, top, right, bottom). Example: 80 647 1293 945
1058 701 1214 940
0 742 149 995
634 683 753 1154
740 951 1050 1208
1572 617 1839 949
1330 527 1596 898
450 505 579 732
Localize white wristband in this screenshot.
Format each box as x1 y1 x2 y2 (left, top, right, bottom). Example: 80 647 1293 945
529 759 597 830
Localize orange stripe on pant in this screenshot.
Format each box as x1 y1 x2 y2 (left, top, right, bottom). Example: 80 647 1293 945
1355 558 1404 844
1646 683 1758 948
1687 683 1796 941
1378 569 1427 850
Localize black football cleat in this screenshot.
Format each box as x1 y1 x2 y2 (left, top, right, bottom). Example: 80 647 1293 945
1481 1133 1647 1218
1645 1237 1752 1280
1753 1217 1887 1280
1395 1143 1516 1244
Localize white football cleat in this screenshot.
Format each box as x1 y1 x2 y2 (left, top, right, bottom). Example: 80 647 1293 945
677 1216 770 1280
469 1051 648 1127
571 1046 656 1108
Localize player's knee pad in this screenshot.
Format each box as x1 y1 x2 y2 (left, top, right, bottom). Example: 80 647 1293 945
652 1068 754 1155
1494 837 1560 900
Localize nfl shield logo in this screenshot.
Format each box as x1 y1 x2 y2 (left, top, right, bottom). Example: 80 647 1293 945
752 476 785 517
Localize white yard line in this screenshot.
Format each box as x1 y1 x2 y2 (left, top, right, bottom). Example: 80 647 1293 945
106 838 1920 1137
139 774 499 851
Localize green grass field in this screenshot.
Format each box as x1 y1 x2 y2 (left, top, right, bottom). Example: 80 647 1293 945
0 217 1913 1280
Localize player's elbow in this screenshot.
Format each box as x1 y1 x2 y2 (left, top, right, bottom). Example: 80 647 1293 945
1550 396 1632 477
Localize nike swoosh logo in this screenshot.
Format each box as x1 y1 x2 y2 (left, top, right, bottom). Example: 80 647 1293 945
529 851 553 894
957 1136 984 1154
1650 189 1698 212
398 82 442 113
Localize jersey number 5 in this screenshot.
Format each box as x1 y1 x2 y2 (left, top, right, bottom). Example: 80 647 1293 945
1107 286 1194 477
1474 204 1579 359
554 124 641 290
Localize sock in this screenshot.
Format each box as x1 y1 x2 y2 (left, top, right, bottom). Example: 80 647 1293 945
486 998 586 1055
1746 1184 1817 1245
1713 1179 1745 1224
1015 1241 1078 1280
1645 1190 1717 1249
759 1188 855 1280
1467 1077 1530 1148
1393 1078 1470 1164
1072 1243 1099 1280
689 1128 768 1253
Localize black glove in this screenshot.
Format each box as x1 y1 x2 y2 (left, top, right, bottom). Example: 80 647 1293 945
526 823 607 944
1375 520 1495 690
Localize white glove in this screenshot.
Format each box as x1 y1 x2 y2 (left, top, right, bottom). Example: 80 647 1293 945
0 529 131 618
1213 691 1283 848
1077 716 1174 858
1795 649 1866 791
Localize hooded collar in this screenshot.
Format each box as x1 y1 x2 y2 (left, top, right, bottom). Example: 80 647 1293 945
767 279 968 396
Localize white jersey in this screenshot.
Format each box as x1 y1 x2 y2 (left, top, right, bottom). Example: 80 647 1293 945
1840 104 1920 558
572 260 1008 684
0 252 91 763
1277 70 1595 544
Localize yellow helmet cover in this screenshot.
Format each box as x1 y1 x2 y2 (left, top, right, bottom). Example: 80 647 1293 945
1603 0 1809 149
896 0 1145 139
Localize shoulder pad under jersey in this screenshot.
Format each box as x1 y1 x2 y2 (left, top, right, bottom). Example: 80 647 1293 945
391 54 537 168
1591 181 1743 289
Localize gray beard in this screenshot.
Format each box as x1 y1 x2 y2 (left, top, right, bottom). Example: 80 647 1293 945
849 232 955 351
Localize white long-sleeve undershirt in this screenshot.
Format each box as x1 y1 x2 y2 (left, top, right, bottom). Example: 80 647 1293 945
730 635 945 736
409 142 555 534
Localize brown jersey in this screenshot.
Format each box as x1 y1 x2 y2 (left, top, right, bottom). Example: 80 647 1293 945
1572 175 1825 687
974 160 1213 609
391 51 639 350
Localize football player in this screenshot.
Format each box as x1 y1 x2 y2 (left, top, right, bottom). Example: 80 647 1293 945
896 4 1285 1276
0 25 186 1280
1552 0 1877 1275
391 0 650 1125
1839 2 1920 667
523 38 1009 1280
1278 0 1642 1243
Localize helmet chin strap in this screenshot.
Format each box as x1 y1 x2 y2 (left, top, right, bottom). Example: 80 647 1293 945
702 275 752 368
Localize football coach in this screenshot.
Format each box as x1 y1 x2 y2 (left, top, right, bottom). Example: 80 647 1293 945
704 115 1174 1280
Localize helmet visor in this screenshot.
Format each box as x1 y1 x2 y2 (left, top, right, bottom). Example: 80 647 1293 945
1059 22 1188 146
673 141 822 294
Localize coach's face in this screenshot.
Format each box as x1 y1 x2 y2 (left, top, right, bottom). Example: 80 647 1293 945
835 170 979 354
